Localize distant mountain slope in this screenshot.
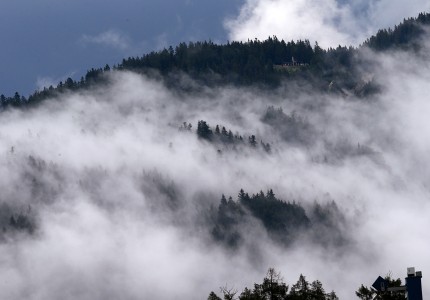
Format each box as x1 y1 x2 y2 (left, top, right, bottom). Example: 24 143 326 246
364 12 430 51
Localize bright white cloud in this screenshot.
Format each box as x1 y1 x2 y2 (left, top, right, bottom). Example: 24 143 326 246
225 0 430 47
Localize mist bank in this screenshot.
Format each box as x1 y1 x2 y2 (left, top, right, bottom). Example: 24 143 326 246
0 35 430 299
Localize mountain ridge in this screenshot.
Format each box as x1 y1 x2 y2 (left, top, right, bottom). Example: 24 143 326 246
0 12 429 108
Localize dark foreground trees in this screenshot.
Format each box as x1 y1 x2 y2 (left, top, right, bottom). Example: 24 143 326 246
208 268 338 300
355 276 405 300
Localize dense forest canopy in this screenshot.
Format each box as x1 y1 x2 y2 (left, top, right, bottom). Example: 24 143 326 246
209 268 338 300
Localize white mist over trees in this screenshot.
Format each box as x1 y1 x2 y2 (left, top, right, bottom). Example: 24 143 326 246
1 24 430 300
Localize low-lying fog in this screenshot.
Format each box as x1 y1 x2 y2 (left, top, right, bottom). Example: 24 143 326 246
0 44 429 299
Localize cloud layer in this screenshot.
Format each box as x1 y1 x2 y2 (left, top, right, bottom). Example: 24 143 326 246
1 39 430 299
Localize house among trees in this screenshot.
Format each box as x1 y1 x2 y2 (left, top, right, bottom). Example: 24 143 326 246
283 56 309 67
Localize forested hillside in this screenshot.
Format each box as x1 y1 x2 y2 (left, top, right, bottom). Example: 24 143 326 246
1 12 429 108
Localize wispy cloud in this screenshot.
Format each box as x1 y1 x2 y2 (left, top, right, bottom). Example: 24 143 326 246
35 72 76 91
80 29 131 51
154 33 169 50
36 76 57 91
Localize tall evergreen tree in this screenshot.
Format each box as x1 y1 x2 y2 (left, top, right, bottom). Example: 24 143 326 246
197 120 213 140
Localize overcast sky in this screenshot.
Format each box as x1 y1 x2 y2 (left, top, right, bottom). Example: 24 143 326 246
0 0 429 96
